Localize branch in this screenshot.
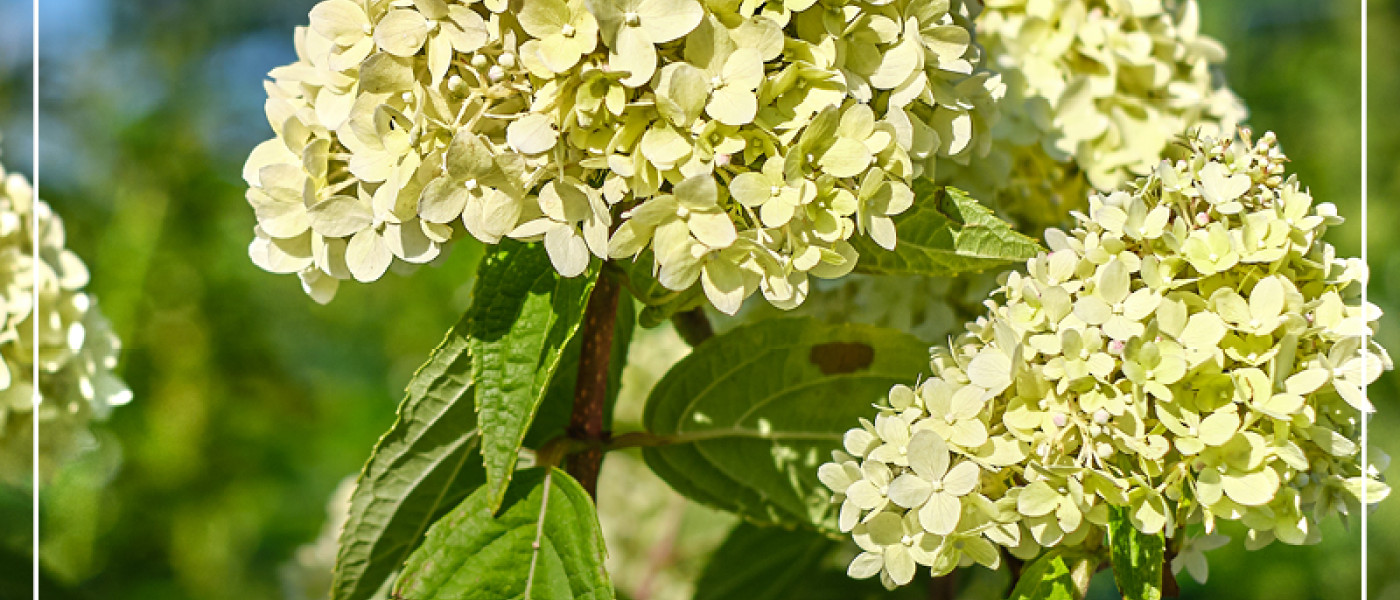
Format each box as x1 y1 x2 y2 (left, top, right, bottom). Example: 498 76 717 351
564 274 622 498
1163 542 1181 597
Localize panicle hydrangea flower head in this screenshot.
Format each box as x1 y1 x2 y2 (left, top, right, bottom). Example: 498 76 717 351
244 0 1004 312
819 130 1390 589
942 0 1246 230
0 160 131 483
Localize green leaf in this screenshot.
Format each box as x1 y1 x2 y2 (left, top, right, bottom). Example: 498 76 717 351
333 308 485 600
1107 506 1165 600
641 318 929 531
1007 550 1096 600
694 523 836 600
471 240 599 512
852 183 1042 277
393 468 614 600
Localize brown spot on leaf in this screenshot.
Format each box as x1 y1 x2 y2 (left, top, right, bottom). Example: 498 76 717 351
809 342 875 375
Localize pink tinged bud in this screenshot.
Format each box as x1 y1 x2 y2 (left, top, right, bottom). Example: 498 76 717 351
1196 212 1210 226
1108 340 1126 354
1051 413 1068 428
714 153 731 167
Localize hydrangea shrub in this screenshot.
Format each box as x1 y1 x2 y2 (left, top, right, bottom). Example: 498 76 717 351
240 2 1386 599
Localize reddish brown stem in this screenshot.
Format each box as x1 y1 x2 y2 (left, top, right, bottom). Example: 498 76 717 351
1163 544 1181 597
565 275 621 498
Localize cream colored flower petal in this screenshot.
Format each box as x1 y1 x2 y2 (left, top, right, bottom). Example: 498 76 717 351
968 350 1012 395
383 219 440 263
1198 410 1240 447
418 178 471 224
818 137 873 178
887 473 933 509
884 545 916 586
544 226 591 277
612 26 659 87
706 86 758 127
307 195 374 237
250 233 315 274
907 430 950 481
867 215 896 250
869 35 920 90
346 229 393 282
640 123 691 169
309 0 369 46
760 197 795 228
298 268 340 305
444 6 489 52
941 461 980 496
375 10 431 57
1220 468 1280 507
847 552 884 580
918 491 961 536
637 0 704 43
1017 481 1059 517
701 259 746 315
517 0 570 38
729 172 771 207
507 114 560 155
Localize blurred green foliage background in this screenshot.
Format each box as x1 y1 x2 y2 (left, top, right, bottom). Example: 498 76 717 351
0 0 1395 598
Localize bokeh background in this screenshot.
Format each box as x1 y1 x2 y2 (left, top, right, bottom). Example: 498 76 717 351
0 0 1395 598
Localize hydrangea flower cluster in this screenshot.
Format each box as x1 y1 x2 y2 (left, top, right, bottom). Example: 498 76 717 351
818 131 1390 589
943 0 1245 229
0 161 131 483
244 0 1003 312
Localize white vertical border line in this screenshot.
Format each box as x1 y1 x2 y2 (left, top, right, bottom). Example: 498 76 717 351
30 0 40 595
1360 0 1370 597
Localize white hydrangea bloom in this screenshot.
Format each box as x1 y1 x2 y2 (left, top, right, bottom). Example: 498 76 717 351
0 160 131 483
244 0 1005 313
821 131 1391 588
